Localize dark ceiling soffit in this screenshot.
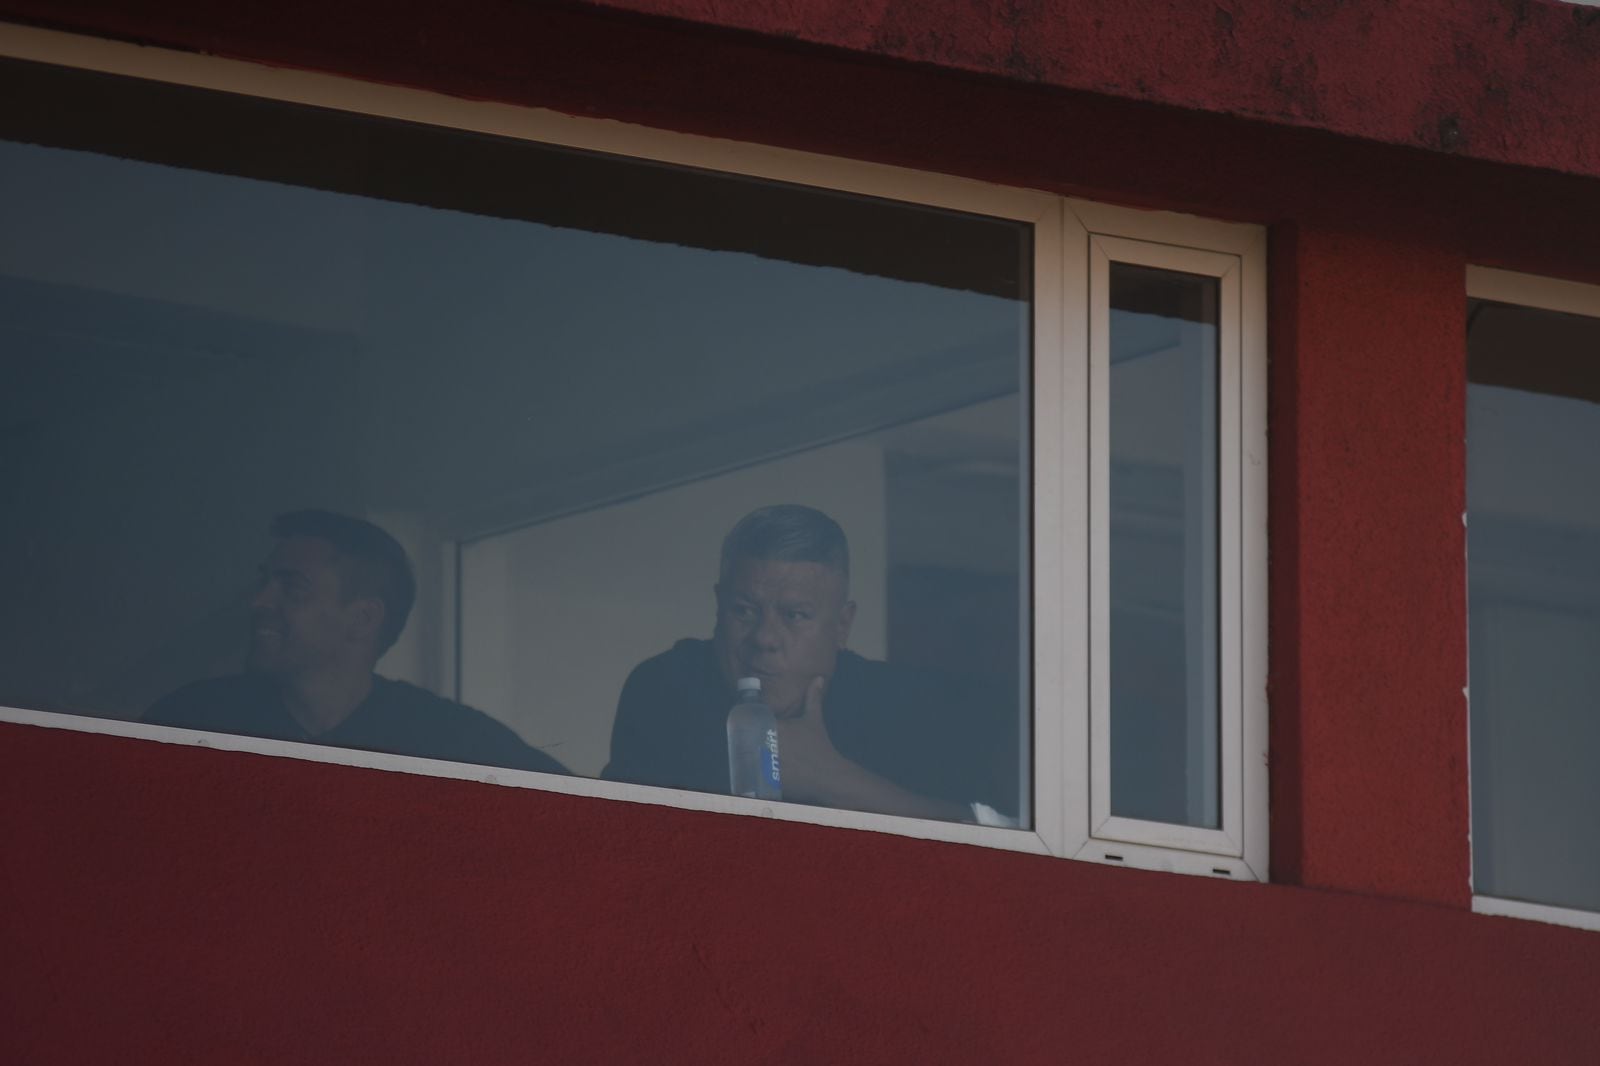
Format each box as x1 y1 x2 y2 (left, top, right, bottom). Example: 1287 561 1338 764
0 58 1029 300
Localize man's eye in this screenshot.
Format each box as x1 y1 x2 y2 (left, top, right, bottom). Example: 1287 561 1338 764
732 605 757 622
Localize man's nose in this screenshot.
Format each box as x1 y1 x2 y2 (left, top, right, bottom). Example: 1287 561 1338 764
749 609 783 651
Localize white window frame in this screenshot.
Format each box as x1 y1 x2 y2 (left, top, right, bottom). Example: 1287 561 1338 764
0 23 1267 880
1466 264 1600 933
1063 205 1269 879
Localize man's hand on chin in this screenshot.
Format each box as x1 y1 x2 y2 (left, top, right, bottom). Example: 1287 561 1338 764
773 675 971 823
773 676 849 804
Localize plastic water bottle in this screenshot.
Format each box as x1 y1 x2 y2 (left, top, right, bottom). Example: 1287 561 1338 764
726 676 781 800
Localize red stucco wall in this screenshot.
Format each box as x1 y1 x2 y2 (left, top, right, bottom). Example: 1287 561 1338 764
586 0 1600 181
10 1 1600 179
4 724 1599 1065
2 3 1600 1062
1269 228 1471 903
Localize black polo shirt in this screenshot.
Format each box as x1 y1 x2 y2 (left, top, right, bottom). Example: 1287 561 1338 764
144 673 568 776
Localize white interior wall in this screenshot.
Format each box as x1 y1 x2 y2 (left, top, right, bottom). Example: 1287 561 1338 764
371 510 445 693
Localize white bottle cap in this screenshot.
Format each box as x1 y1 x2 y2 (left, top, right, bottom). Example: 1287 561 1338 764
736 676 761 693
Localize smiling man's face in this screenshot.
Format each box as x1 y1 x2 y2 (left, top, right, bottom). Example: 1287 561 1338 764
247 535 370 677
713 557 855 716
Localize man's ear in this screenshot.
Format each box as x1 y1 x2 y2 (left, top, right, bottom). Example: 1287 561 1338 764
837 599 856 648
347 597 385 646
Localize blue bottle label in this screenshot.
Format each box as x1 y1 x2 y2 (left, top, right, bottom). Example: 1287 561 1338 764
762 727 781 789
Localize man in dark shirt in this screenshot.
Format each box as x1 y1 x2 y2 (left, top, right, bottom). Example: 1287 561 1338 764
145 509 566 777
602 505 1009 823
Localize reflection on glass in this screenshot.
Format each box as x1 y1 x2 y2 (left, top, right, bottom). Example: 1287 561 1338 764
0 60 1032 826
1108 263 1220 828
1468 298 1600 912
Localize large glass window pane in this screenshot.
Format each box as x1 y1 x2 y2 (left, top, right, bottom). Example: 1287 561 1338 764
1468 297 1600 912
1108 263 1220 828
0 58 1031 826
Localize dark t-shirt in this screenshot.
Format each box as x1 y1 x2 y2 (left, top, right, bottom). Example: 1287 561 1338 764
144 674 569 776
601 638 1010 811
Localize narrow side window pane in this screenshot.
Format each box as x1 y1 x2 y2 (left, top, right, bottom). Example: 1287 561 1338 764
1468 297 1600 913
1108 263 1219 828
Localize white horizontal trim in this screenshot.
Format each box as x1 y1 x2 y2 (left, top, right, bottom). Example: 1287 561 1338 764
1093 814 1242 857
1068 199 1262 256
1467 266 1600 319
1090 235 1239 281
0 704 1054 855
1473 894 1600 934
1071 837 1260 881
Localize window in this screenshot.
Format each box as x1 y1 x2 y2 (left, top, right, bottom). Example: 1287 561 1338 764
1069 211 1269 876
0 28 1266 877
1467 266 1600 930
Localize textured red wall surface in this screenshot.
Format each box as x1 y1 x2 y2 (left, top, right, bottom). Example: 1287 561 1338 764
583 0 1600 180
8 0 1600 179
1269 228 1471 904
2 3 1600 1062
4 725 1600 1065
19 0 1599 177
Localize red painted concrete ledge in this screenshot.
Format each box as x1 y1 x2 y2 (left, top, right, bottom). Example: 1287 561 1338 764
587 0 1600 181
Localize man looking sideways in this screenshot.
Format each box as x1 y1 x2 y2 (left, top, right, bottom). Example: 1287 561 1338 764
145 509 567 776
603 504 1009 824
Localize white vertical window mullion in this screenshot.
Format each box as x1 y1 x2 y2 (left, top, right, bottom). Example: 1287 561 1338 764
1238 232 1270 879
1086 236 1115 841
1033 197 1076 857
1217 262 1245 855
1181 306 1218 829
